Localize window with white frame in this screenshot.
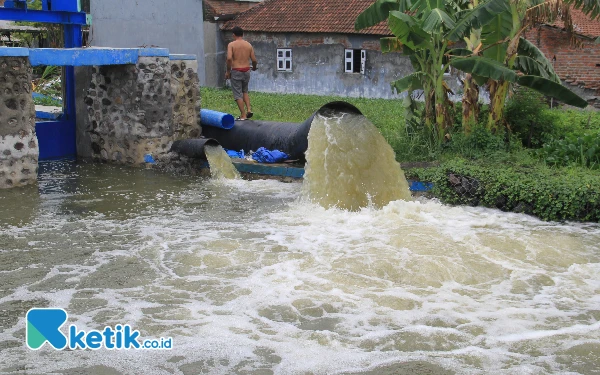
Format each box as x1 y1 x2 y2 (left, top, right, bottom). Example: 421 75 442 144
277 49 292 71
344 49 366 74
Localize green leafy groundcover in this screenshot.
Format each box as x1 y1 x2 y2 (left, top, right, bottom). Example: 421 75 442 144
408 160 600 223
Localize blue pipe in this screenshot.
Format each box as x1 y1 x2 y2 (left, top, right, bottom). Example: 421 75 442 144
200 109 235 130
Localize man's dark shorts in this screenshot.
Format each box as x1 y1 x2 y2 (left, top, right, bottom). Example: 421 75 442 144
231 70 251 100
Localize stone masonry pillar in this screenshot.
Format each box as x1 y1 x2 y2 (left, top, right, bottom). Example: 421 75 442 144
0 56 39 189
85 53 201 166
170 56 202 139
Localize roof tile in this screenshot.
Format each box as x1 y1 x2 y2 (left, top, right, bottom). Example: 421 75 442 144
204 0 259 20
551 8 600 38
222 0 391 36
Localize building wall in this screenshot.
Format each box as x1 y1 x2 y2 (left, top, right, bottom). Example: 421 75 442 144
226 32 412 99
89 0 207 85
204 22 227 88
524 26 600 107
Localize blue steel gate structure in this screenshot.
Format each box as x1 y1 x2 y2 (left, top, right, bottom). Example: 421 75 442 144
0 0 87 159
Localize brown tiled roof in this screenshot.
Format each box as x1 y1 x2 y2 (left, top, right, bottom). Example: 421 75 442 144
222 0 392 36
204 0 259 20
551 8 600 38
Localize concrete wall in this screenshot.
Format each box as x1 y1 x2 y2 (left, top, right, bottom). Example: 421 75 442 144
204 22 227 88
229 32 413 99
89 0 207 85
0 57 38 189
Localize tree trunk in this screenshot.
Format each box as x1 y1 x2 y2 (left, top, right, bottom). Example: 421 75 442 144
487 80 509 133
462 73 480 134
424 87 435 128
434 81 452 141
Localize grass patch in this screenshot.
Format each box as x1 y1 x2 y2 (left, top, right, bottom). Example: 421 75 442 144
552 109 600 137
34 96 62 107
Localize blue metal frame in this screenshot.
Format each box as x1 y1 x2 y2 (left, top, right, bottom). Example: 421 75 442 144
0 8 87 24
1 0 87 160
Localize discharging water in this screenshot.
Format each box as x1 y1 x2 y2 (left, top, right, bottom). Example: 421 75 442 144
303 112 412 210
204 145 241 180
0 161 599 374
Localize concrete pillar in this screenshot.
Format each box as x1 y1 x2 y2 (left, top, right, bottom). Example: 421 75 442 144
0 56 39 189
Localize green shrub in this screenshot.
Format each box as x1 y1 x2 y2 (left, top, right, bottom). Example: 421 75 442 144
445 124 507 158
539 134 600 169
408 160 600 222
552 109 600 139
505 88 558 148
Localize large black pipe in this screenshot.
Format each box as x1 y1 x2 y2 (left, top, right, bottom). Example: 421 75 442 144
170 138 220 159
201 101 363 160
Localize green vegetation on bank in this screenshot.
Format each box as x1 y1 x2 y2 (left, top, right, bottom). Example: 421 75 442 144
408 159 600 222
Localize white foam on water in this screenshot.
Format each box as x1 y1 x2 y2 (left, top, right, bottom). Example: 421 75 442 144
0 165 599 374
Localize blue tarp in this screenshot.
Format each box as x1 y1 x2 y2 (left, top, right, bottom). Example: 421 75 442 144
225 149 245 159
252 147 289 163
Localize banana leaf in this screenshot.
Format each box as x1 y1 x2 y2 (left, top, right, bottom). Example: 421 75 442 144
391 72 425 94
518 76 588 108
450 56 518 82
355 0 404 31
517 38 560 83
481 12 512 62
514 56 560 82
422 8 456 33
445 0 510 42
388 11 431 49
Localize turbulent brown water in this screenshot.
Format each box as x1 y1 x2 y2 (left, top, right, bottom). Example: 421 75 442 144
204 144 241 180
302 112 412 210
0 157 599 374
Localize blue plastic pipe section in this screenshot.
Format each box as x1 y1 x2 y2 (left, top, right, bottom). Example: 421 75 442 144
200 109 235 130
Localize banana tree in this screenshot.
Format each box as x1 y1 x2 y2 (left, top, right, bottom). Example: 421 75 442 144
357 0 594 134
357 0 467 137
449 0 591 130
356 0 515 136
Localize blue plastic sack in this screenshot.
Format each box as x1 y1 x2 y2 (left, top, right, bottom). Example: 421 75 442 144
225 149 245 159
252 147 289 163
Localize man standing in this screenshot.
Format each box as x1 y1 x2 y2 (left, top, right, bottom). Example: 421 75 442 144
226 27 258 120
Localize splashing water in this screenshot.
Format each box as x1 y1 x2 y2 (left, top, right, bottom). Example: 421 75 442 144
204 145 241 180
302 112 412 210
0 162 599 374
